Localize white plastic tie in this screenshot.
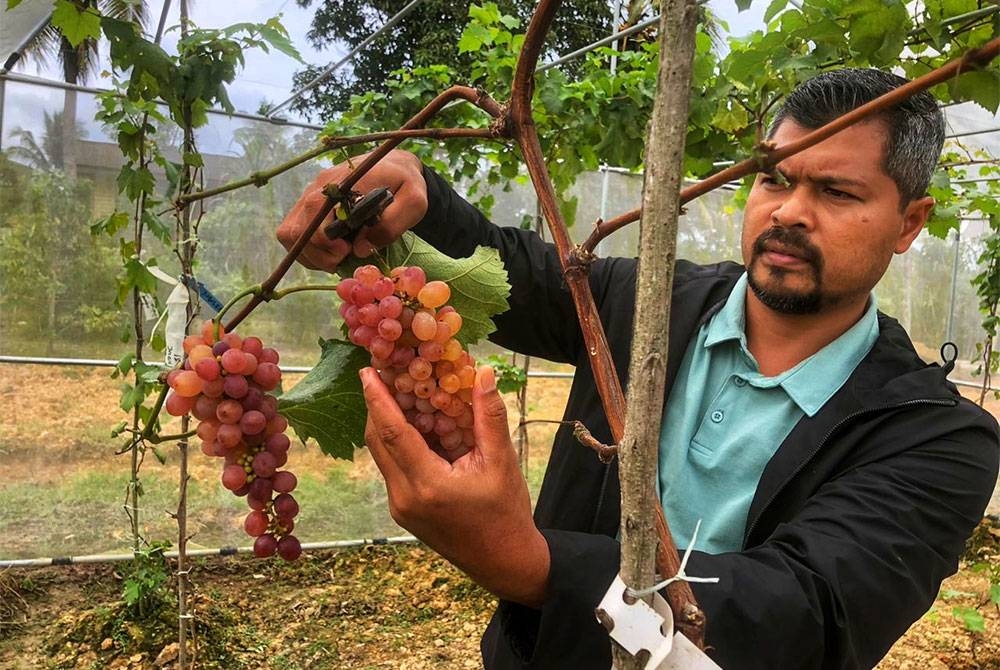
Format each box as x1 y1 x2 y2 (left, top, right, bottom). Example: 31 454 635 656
626 519 720 599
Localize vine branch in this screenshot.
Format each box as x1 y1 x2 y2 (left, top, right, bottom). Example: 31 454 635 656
178 127 502 205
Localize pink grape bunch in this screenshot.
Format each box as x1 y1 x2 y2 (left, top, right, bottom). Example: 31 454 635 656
163 320 302 561
337 264 479 460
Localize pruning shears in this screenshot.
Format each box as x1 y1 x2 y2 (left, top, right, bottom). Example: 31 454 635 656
323 186 394 241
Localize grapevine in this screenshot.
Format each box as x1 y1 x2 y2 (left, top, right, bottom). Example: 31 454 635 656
337 264 479 461
164 320 302 561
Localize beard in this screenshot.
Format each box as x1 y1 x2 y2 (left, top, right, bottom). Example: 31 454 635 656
746 226 824 315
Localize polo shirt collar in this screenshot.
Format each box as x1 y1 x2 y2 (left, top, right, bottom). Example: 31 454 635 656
703 273 880 417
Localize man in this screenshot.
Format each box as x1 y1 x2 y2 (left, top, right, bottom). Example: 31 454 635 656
278 68 1000 669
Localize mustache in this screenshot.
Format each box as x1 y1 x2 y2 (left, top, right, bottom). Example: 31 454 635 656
751 227 822 267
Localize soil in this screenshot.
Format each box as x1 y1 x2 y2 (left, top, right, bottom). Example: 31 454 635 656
1 364 999 668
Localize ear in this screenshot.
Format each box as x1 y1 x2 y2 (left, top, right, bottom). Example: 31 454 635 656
894 196 934 254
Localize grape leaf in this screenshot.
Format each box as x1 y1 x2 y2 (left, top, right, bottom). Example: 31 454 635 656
342 232 511 348
277 339 369 460
51 0 102 48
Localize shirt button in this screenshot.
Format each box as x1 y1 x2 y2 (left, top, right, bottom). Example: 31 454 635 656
711 410 724 423
733 376 747 387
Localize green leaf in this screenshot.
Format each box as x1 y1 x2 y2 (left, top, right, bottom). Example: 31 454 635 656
345 232 511 347
182 151 204 168
735 0 753 10
989 583 1000 605
953 606 986 633
458 23 491 53
260 20 303 62
6 1 25 9
277 339 369 460
52 0 102 47
950 69 1000 114
91 211 130 237
119 383 145 411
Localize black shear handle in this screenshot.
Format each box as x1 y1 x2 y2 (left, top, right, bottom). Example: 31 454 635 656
323 187 394 241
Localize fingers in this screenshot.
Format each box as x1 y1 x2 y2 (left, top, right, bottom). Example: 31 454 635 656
361 367 441 478
471 366 514 460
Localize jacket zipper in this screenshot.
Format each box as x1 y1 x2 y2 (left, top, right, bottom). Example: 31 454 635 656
742 397 957 546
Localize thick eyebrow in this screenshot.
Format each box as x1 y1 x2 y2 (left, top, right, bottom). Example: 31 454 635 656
766 167 868 191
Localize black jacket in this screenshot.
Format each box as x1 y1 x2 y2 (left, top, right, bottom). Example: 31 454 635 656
414 167 1000 670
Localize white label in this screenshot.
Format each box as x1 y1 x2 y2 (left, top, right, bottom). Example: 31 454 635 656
164 283 188 368
598 575 723 670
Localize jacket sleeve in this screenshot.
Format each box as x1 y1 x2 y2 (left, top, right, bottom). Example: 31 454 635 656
687 413 999 670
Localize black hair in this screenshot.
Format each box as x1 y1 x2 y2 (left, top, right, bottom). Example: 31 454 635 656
769 68 945 203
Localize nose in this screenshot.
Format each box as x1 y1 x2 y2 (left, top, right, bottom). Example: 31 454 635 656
770 185 814 230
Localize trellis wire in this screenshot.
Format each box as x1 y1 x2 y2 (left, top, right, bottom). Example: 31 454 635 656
0 536 418 569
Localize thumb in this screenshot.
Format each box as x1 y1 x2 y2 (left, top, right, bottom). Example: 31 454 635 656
471 365 512 458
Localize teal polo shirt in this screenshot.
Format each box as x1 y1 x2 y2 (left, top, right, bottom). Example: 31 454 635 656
658 273 880 555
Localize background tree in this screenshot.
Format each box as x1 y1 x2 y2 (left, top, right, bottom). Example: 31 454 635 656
289 0 628 119
14 0 148 178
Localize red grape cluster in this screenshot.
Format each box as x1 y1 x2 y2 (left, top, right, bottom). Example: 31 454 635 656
337 264 479 460
164 320 302 561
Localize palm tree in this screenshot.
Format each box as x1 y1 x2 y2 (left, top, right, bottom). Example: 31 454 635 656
7 109 82 171
15 1 148 179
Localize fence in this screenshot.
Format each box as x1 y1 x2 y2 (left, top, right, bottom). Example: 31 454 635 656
1 74 997 561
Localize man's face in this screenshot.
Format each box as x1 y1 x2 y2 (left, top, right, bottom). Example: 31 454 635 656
741 119 932 316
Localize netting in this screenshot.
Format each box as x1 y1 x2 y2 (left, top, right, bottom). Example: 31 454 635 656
0 76 996 560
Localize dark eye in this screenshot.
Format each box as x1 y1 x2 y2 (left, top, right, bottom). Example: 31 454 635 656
826 187 855 200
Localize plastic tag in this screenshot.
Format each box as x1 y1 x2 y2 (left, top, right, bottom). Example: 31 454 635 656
164 283 189 368
598 575 723 670
181 276 224 314
597 575 674 670
139 292 158 322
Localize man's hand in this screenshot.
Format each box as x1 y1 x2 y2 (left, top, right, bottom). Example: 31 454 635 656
361 365 551 609
277 150 428 273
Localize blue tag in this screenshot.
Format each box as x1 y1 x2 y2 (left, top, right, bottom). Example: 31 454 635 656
181 276 224 314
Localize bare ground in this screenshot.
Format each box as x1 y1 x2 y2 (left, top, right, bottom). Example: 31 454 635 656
0 364 998 668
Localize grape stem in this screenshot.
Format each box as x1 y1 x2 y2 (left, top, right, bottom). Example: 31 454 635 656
139 383 171 442
148 429 198 443
270 284 340 300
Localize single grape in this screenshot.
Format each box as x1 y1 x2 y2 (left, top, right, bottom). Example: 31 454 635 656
194 357 221 382
265 432 291 455
273 493 299 518
223 374 249 399
277 535 302 561
336 277 358 301
354 264 382 287
264 415 289 437
173 370 204 398
165 392 197 417
217 423 243 449
192 395 220 421
216 399 244 424
273 470 298 494
244 510 269 537
241 352 258 376
417 280 451 308
378 295 403 319
372 277 395 300
221 348 245 374
253 534 278 558
242 336 264 359
253 362 281 391
240 410 267 435
188 344 215 366
253 451 278 478
378 318 403 341
411 311 438 341
408 357 433 381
